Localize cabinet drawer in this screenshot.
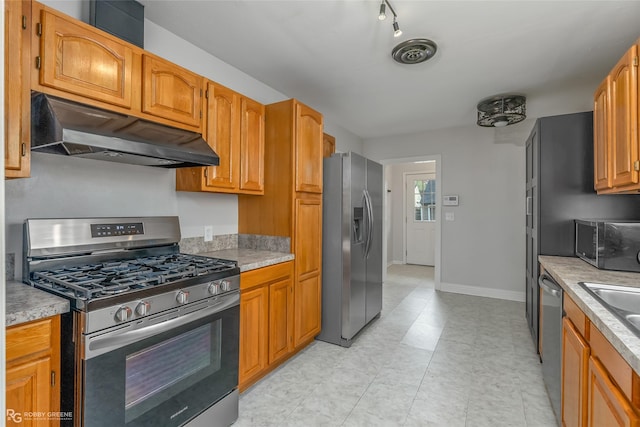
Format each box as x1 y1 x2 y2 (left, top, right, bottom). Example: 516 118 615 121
565 294 589 339
590 324 633 402
6 318 54 362
241 261 293 291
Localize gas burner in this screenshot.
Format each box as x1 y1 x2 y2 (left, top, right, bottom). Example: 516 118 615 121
30 252 239 303
99 285 131 296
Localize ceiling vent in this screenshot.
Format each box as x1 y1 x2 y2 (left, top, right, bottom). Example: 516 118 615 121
391 39 438 65
476 95 526 127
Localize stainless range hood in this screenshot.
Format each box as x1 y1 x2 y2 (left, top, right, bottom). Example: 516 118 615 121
31 92 219 168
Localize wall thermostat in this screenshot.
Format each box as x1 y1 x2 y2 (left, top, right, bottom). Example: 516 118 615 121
443 195 459 206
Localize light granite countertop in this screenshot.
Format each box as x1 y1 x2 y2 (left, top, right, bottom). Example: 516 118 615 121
539 255 640 375
197 248 294 272
6 280 70 327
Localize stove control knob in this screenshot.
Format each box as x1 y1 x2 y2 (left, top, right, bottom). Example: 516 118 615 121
115 306 132 322
208 281 220 295
136 301 151 316
220 280 231 292
176 291 189 305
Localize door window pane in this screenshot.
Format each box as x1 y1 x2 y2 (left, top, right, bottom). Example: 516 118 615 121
413 179 436 222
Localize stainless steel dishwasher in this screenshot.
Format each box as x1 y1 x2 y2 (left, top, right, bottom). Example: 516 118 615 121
539 273 563 426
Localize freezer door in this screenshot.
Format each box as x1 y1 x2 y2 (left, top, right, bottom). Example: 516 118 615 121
343 153 367 340
365 158 383 323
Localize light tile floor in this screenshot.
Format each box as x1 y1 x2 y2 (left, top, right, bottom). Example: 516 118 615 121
234 265 557 427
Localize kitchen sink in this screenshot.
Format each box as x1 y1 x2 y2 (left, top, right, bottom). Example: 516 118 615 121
579 282 640 338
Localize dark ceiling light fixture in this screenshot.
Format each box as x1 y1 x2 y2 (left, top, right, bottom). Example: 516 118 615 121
377 0 401 37
477 95 527 127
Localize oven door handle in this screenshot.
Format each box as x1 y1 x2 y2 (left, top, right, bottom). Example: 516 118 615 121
86 293 239 359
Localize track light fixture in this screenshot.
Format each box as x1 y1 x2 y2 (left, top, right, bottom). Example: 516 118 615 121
377 0 401 37
376 0 439 64
378 1 386 21
392 18 402 37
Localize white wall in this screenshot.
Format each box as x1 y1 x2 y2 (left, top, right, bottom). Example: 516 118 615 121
365 123 529 301
5 1 362 279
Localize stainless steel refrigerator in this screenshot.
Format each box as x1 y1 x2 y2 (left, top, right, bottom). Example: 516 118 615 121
317 152 383 347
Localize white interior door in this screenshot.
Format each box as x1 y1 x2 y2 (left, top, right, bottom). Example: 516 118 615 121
405 173 436 266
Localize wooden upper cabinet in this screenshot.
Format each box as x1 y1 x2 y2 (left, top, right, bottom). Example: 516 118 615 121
5 0 31 179
240 97 265 194
175 85 265 195
295 103 324 194
610 45 639 189
204 82 240 191
323 133 336 158
142 54 203 129
594 77 611 191
38 9 134 109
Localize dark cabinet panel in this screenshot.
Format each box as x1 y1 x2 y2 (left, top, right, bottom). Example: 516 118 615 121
525 112 640 351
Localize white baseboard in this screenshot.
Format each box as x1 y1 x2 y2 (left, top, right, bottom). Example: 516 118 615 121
439 282 525 302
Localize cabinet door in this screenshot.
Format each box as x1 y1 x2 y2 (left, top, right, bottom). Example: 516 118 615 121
238 286 269 388
588 357 640 427
294 198 322 347
269 277 293 365
204 82 239 191
39 9 134 108
239 97 265 194
610 45 639 188
594 78 611 191
323 133 336 158
294 103 324 194
142 55 203 129
562 318 590 427
5 0 30 178
6 357 52 427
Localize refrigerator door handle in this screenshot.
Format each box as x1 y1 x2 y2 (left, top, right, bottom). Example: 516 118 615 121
364 189 374 259
361 191 369 258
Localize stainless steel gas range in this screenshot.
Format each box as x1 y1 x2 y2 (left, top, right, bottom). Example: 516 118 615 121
23 217 240 427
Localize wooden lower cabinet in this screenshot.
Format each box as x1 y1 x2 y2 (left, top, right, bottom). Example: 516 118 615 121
238 261 294 391
269 278 293 365
238 285 269 388
293 274 321 348
562 317 590 427
588 357 640 427
562 295 640 427
6 316 61 427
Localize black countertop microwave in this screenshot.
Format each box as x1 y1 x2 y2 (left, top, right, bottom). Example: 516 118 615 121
575 220 640 272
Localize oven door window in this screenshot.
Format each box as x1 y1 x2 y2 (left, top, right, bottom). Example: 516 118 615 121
83 305 239 427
